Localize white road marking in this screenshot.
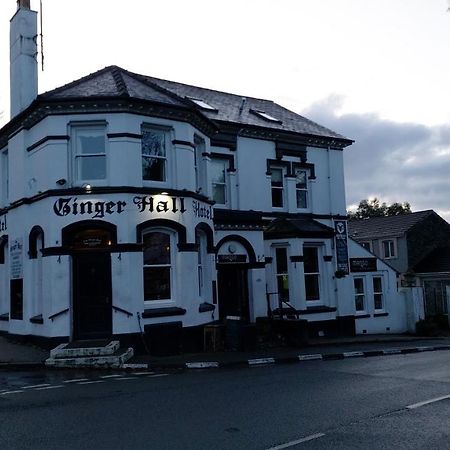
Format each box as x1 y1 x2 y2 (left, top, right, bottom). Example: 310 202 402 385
35 385 64 391
63 378 89 383
416 346 433 352
298 354 322 361
267 432 326 449
100 374 122 379
186 362 219 369
22 383 51 389
113 377 138 380
0 390 24 395
343 351 364 358
407 394 450 410
133 372 155 375
383 349 402 355
147 373 169 378
248 357 275 366
77 380 105 385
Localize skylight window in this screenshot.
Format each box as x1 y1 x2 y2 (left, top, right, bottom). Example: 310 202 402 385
251 109 282 124
187 97 217 111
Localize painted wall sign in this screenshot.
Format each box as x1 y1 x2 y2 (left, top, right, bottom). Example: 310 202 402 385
217 254 247 263
334 220 349 274
52 196 213 220
10 238 23 279
350 257 377 272
0 215 6 232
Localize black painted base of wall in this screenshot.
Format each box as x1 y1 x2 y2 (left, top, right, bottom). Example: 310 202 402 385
307 315 356 338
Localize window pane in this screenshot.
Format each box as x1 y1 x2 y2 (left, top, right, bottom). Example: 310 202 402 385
305 274 320 300
78 132 105 155
373 277 382 292
275 248 288 273
143 232 170 265
354 278 364 294
79 155 106 180
211 159 226 184
295 170 307 188
142 130 165 157
144 267 171 300
213 185 226 204
374 293 383 310
296 190 307 208
142 156 165 181
303 247 318 273
272 188 283 207
355 295 365 311
271 168 283 184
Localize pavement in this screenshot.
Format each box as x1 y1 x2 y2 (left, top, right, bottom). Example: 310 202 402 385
2 333 450 371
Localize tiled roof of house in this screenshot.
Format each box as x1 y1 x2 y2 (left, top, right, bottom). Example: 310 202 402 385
348 210 435 240
38 65 352 144
413 246 450 273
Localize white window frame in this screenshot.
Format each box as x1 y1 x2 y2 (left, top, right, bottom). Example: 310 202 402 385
142 228 176 306
294 168 308 209
373 276 384 311
1 149 8 207
270 165 286 209
141 125 172 185
273 245 290 305
303 245 323 304
381 239 396 259
71 122 108 185
353 277 366 312
210 156 229 207
194 135 206 194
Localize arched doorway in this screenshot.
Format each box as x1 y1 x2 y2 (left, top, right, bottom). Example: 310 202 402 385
63 221 116 340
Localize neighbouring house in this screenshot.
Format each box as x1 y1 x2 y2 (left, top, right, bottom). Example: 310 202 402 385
349 210 450 319
0 1 409 351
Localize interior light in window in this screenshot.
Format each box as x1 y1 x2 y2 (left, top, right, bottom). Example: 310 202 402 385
187 97 217 111
251 109 282 123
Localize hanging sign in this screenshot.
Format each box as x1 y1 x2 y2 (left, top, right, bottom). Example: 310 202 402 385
10 238 23 279
334 220 349 274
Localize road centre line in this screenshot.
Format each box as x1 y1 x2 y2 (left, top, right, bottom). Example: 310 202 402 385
0 390 24 395
113 377 138 380
77 380 105 385
22 383 51 389
63 378 89 383
267 432 326 449
147 373 169 378
407 394 450 410
35 385 64 391
100 374 122 379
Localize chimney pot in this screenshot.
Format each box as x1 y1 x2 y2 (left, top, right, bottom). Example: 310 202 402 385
17 0 31 9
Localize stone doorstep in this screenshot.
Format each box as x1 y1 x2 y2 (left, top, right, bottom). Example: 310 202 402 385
45 347 134 369
50 341 120 359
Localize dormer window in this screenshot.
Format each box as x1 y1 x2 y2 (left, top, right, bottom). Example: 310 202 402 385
251 109 282 124
187 97 217 111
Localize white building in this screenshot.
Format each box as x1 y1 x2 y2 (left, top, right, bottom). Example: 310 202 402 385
0 1 408 348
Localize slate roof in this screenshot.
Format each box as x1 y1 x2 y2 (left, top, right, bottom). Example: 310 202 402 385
413 246 450 273
264 217 335 239
38 65 352 144
348 210 434 241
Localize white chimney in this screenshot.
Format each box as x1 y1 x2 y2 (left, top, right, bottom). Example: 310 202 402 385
10 0 38 118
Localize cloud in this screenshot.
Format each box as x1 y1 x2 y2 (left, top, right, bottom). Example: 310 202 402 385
303 96 450 221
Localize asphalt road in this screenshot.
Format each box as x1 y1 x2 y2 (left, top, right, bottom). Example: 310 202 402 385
2 351 450 449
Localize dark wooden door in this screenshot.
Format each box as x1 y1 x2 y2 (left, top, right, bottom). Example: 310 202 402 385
217 265 249 321
73 252 112 340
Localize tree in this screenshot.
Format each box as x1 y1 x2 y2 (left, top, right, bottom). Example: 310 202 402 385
348 198 411 219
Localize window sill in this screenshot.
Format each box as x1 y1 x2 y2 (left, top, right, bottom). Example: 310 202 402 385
199 302 215 313
355 313 371 319
30 314 44 324
0 313 9 322
142 307 187 318
374 311 388 317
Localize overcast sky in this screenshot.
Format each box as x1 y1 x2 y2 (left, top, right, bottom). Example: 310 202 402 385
1 0 449 218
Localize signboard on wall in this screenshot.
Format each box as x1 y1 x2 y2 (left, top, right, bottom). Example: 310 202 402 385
334 220 349 274
10 238 23 279
350 257 377 272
